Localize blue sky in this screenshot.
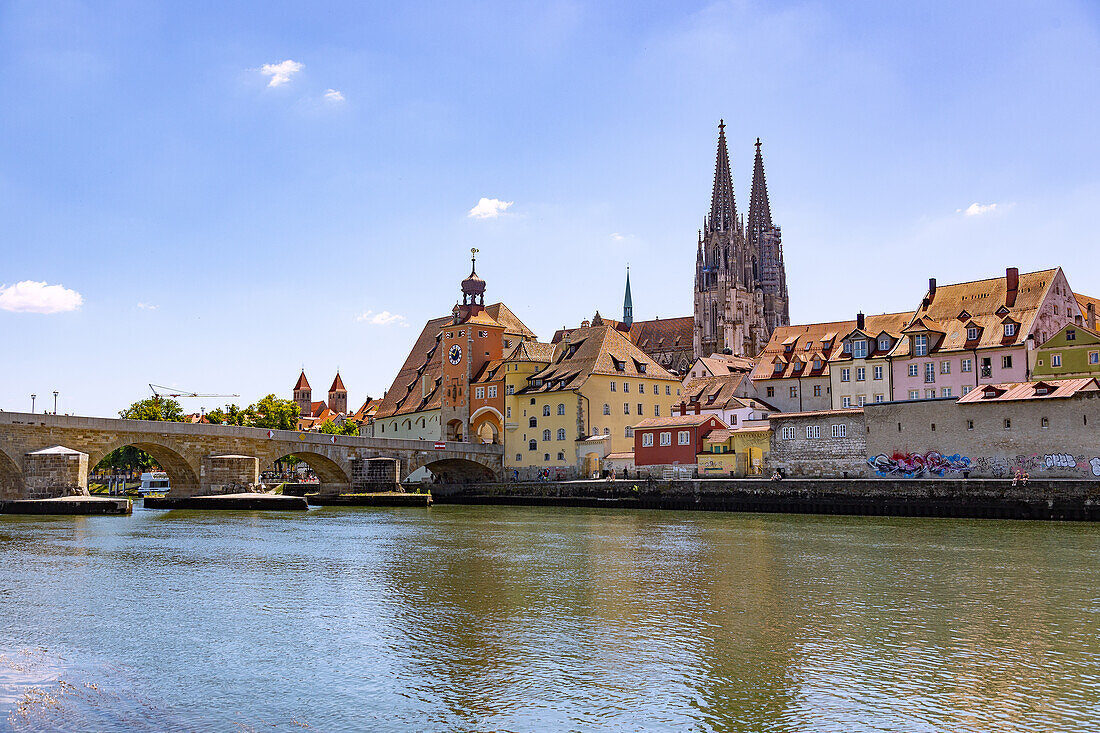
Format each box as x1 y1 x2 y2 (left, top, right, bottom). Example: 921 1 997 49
2 0 1099 417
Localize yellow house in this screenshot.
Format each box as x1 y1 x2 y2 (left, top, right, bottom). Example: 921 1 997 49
697 422 771 477
497 325 682 477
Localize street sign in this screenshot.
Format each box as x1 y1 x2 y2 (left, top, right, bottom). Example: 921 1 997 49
434 442 446 450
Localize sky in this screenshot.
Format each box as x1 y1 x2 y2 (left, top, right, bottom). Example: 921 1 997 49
2 0 1100 417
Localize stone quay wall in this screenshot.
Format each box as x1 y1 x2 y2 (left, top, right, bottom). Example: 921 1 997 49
23 449 89 499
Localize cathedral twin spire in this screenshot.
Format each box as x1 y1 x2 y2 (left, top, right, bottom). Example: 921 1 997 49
708 122 773 239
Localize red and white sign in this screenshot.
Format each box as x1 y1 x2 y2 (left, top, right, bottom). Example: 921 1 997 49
434 442 447 450
330 436 337 444
267 430 275 438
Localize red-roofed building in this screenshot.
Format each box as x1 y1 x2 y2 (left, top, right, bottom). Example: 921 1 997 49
633 413 727 468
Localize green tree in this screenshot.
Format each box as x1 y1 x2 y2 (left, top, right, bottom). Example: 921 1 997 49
119 397 186 422
319 419 359 436
248 394 300 431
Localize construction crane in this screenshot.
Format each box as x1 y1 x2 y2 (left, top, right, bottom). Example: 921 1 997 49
148 384 239 401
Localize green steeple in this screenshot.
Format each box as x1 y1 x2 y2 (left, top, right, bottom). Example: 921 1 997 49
623 265 633 327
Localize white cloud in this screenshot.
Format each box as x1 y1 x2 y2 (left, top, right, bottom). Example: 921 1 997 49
260 59 303 87
356 310 407 326
0 281 83 314
137 302 157 310
468 197 513 219
610 233 625 241
323 88 345 102
958 202 1000 216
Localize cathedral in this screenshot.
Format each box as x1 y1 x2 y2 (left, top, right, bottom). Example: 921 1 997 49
693 121 789 358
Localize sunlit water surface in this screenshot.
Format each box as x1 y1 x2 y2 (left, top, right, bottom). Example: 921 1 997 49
0 505 1098 731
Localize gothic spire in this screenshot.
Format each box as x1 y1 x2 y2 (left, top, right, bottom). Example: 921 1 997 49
709 120 736 231
622 265 633 327
747 137 773 241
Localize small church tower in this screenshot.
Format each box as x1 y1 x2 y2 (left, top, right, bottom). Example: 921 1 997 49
293 371 312 417
622 266 633 327
328 373 348 415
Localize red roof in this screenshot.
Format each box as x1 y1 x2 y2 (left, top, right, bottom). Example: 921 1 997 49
294 371 311 391
329 373 346 392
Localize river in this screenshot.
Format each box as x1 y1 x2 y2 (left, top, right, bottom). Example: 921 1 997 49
0 505 1097 731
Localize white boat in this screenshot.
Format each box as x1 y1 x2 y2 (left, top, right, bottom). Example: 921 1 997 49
138 471 170 494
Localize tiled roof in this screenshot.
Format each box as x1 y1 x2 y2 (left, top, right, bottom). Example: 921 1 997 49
680 373 747 410
373 316 449 419
310 401 328 417
830 312 913 363
890 268 1059 358
769 408 864 420
751 320 855 381
509 340 556 363
484 302 537 340
634 414 728 428
605 452 635 460
1075 292 1100 318
328 373 346 392
956 378 1099 403
523 326 677 394
554 315 695 374
697 354 755 374
293 371 311 391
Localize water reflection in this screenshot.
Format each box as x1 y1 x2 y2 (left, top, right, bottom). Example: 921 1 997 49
0 508 1097 731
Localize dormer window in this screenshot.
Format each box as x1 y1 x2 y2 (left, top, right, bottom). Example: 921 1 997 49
813 359 822 370
914 334 929 356
784 343 794 353
1004 323 1017 337
773 361 783 373
983 387 998 399
612 358 625 372
852 340 868 359
843 341 852 354
804 342 812 350
967 327 979 341
1035 385 1049 395
878 336 891 351
1067 329 1077 341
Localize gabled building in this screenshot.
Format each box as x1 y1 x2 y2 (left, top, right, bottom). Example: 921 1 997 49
1033 324 1100 380
746 320 854 412
634 413 727 471
672 372 773 427
829 311 912 408
888 267 1081 401
683 353 755 384
552 310 695 377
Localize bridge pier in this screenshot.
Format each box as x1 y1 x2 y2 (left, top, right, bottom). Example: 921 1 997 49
350 458 401 493
24 446 89 499
199 455 260 496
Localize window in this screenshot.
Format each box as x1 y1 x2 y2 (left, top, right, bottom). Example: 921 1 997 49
654 405 660 416
813 359 822 370
962 385 972 395
544 453 550 461
842 396 852 408
813 385 822 397
874 394 884 403
852 340 868 358
980 358 992 377
967 327 978 341
528 440 537 451
1041 417 1049 428
516 454 522 461
914 334 929 356
542 429 551 441
458 330 464 337
1090 351 1099 365
557 452 565 461
446 332 453 339
909 390 919 400
506 406 511 418
625 426 634 438
638 383 644 394
925 363 936 383
941 387 952 397
529 417 537 428
1004 418 1012 430
623 382 630 393
506 385 515 395
1002 355 1013 369
805 425 820 439
557 403 566 415
556 428 566 440
602 403 610 415
831 423 847 438
841 368 851 382
781 426 796 440
542 405 551 417
878 337 891 351
961 358 972 373
642 433 653 447
475 387 485 399
666 385 672 395
856 367 866 381
487 386 497 398
660 432 672 446
637 403 643 416
1067 329 1077 341
624 403 630 415
478 330 488 338
766 386 775 397
908 364 919 377
925 388 936 398
873 365 883 380
967 420 974 430
789 386 797 398
610 381 616 392
604 427 610 435
1052 354 1062 367
858 395 866 407
773 361 783 373
1004 323 1017 337
677 431 691 445
941 361 951 374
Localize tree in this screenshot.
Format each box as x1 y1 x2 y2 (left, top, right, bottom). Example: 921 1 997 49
319 419 359 436
206 404 248 426
119 397 186 422
248 394 300 431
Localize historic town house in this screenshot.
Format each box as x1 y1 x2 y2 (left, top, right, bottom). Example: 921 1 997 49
694 121 789 359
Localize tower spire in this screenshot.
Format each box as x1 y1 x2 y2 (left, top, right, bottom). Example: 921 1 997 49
748 137 773 241
709 119 737 231
622 265 633 327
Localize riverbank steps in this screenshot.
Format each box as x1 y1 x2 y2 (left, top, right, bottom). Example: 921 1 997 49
433 478 1100 521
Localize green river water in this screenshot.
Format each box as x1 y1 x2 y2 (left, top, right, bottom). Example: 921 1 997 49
0 504 1097 731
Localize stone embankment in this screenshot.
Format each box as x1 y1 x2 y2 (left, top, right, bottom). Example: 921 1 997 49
433 478 1100 521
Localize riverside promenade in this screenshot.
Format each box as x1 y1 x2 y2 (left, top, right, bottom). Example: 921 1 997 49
432 478 1100 521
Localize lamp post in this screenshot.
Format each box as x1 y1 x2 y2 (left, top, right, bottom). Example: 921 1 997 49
30 394 36 413
53 391 59 415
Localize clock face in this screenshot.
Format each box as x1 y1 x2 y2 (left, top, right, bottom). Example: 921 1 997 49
448 344 462 364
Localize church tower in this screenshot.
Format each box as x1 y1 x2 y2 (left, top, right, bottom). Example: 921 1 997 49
693 121 771 359
328 373 347 415
293 371 312 417
622 266 633 327
748 138 790 332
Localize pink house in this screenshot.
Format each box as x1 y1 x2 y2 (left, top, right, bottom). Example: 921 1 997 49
890 267 1082 401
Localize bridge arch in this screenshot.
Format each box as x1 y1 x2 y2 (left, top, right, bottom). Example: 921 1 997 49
261 449 351 494
404 453 498 483
0 448 26 500
89 439 201 496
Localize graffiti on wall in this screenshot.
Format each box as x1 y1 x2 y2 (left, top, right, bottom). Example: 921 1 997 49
868 451 971 478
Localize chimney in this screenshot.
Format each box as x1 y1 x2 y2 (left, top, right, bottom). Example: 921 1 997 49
1089 303 1096 331
856 312 865 331
693 402 701 415
927 278 937 305
1006 267 1019 307
678 400 686 416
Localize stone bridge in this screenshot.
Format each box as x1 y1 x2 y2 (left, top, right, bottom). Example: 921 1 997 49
0 412 502 499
